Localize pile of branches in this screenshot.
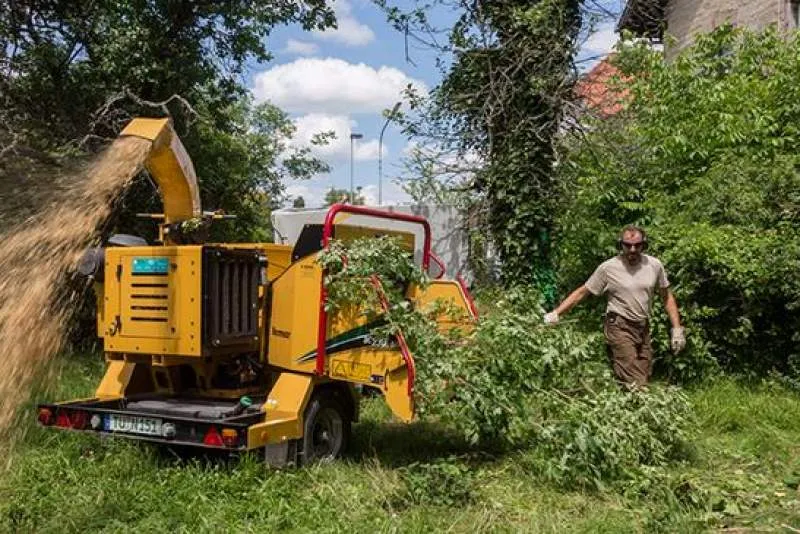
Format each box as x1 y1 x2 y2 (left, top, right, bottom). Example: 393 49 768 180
318 237 694 489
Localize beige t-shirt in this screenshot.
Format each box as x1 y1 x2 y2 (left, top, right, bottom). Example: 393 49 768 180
584 254 670 322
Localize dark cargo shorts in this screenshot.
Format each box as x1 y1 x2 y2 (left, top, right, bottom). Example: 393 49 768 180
603 312 652 388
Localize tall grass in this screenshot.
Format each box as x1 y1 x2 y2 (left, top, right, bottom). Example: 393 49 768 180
1 353 799 533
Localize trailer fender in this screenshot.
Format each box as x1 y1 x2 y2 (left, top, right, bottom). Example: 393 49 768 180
384 367 414 422
247 372 315 449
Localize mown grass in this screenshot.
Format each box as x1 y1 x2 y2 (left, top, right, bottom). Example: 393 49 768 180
1 354 799 533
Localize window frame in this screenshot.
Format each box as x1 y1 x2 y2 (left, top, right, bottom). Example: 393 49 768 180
790 0 800 28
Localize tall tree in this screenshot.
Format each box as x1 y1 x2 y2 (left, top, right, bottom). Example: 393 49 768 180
0 0 336 240
381 0 584 285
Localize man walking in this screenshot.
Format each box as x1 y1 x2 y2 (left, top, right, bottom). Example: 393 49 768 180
544 226 685 387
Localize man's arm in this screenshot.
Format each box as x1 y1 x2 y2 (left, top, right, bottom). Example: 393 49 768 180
555 285 591 316
659 287 685 353
659 287 681 329
544 285 591 324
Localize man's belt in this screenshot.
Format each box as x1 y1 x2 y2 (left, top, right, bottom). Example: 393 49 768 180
606 311 649 328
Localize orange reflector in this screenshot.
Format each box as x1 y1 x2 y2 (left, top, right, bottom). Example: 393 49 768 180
203 426 223 447
221 428 238 448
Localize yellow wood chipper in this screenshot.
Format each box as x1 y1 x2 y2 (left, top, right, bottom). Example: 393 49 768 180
36 118 478 465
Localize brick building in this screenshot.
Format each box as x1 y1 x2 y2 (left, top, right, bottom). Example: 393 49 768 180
618 0 800 54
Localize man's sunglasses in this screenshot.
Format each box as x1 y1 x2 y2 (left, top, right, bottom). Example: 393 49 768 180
621 241 644 249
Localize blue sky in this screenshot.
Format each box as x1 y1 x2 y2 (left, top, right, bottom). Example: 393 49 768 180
248 0 625 208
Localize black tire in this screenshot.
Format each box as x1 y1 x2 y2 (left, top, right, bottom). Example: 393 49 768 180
300 391 350 464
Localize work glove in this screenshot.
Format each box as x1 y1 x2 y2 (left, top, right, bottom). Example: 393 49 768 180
670 327 686 354
543 311 559 325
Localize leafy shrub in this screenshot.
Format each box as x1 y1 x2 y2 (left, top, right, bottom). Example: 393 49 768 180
316 236 428 312
523 386 694 490
556 26 800 381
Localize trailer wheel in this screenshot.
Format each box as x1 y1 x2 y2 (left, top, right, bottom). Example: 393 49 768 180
301 392 350 464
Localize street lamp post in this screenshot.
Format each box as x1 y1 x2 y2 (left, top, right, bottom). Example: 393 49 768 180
378 102 402 206
349 132 363 203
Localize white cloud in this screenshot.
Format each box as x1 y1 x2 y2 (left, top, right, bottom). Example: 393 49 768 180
283 39 319 56
313 0 375 46
284 181 327 209
358 183 412 206
580 20 619 60
252 58 427 114
289 113 386 162
353 139 382 161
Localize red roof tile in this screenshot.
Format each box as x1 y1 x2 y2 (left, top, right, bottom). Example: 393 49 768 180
574 56 631 117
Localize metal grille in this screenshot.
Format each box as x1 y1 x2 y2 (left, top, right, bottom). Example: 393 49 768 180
127 276 169 323
202 247 261 348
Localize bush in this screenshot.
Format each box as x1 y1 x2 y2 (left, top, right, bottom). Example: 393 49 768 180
556 26 800 381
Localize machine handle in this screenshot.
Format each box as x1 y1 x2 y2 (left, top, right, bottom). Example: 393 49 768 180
203 211 237 220
136 211 236 220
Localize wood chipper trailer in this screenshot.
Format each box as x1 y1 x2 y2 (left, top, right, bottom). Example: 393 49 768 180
36 118 478 465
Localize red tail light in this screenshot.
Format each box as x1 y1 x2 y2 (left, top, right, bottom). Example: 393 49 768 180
53 409 89 429
221 428 238 448
55 411 71 428
38 408 54 426
69 411 88 429
203 426 223 447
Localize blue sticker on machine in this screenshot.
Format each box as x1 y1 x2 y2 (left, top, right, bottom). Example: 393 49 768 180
132 257 169 274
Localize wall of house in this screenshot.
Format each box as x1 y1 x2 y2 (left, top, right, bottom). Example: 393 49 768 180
664 0 788 57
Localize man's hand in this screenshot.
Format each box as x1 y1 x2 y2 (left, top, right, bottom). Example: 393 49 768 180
670 327 686 353
543 311 559 325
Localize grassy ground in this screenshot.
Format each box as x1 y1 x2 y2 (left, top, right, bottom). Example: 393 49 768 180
1 354 799 533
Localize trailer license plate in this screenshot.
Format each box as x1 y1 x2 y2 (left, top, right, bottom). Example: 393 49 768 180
105 415 162 436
